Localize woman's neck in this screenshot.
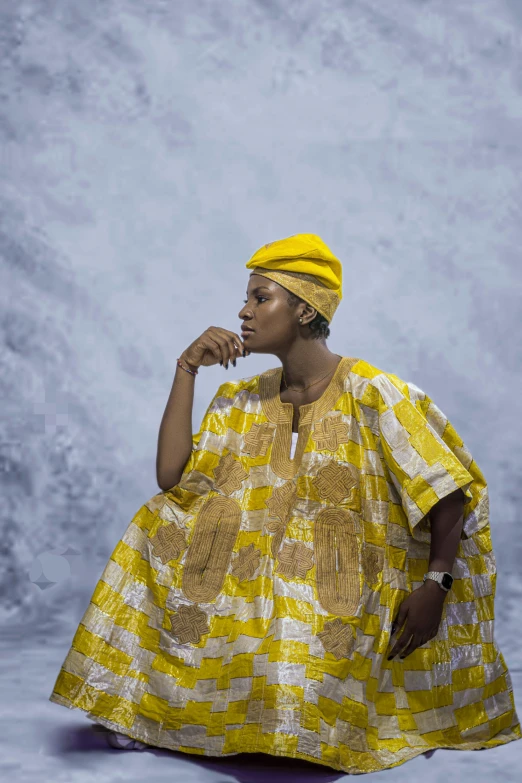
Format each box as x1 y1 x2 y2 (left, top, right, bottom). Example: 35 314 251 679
276 345 341 391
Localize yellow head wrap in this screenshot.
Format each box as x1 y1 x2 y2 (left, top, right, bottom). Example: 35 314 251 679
245 233 342 322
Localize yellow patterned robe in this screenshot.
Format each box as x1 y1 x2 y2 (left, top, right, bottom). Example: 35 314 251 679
49 356 521 774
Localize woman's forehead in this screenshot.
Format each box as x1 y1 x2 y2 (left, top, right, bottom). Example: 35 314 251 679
246 275 279 294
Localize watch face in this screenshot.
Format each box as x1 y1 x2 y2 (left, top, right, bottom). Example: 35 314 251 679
441 573 453 589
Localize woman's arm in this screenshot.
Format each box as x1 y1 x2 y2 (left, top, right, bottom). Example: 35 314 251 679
156 353 198 491
427 487 466 577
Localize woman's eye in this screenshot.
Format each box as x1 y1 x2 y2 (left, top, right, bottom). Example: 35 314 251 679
243 297 266 303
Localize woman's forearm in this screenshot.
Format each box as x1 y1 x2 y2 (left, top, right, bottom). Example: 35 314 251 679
156 356 198 491
427 488 466 574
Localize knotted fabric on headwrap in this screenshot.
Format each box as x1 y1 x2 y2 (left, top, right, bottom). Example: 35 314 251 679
245 233 343 322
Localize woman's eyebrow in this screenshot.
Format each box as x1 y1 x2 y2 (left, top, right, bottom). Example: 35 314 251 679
245 286 271 295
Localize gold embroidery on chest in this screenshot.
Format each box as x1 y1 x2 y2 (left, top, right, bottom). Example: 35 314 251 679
314 507 361 616
312 412 350 451
168 604 210 645
264 481 297 558
257 357 360 480
265 480 297 522
243 421 276 457
313 460 358 505
231 543 262 582
317 618 356 659
276 540 314 579
150 523 188 564
213 452 249 495
362 543 384 584
270 421 311 479
182 495 241 602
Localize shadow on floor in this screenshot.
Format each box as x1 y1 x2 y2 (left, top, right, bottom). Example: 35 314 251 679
51 723 349 781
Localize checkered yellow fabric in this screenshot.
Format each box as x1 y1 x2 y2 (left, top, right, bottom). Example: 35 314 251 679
49 357 521 774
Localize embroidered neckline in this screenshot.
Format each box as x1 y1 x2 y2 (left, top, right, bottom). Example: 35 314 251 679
259 356 359 425
258 356 360 479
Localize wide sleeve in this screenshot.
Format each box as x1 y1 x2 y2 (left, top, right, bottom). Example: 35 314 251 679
164 381 231 495
373 374 486 539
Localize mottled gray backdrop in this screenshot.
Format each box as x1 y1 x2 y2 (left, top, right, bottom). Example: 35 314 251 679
1 1 520 780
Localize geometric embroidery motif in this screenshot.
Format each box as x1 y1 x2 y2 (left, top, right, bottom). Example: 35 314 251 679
182 495 242 603
150 523 188 565
317 618 356 660
314 507 361 616
265 480 297 523
313 460 358 504
264 481 298 559
213 452 249 495
168 604 210 645
265 518 286 560
243 421 276 457
312 412 350 451
362 544 384 584
231 543 262 582
276 540 314 580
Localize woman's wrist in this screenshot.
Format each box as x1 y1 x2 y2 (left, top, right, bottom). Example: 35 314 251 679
178 352 200 373
421 577 448 601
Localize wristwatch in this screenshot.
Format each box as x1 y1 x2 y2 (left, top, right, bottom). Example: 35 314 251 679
423 571 454 592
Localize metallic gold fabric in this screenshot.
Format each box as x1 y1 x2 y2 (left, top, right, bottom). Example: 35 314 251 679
49 357 521 774
245 233 342 322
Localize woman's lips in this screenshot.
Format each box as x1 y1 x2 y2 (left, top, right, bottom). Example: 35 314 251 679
241 328 254 335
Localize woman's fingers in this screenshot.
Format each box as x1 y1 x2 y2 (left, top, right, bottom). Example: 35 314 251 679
212 328 250 368
233 334 248 357
228 331 248 360
388 625 439 661
232 333 251 362
206 333 230 366
397 632 418 659
228 337 241 364
388 627 416 660
217 332 235 366
189 327 250 368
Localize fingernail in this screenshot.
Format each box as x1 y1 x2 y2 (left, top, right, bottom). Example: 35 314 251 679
242 349 246 357
219 360 223 366
226 364 229 370
232 359 236 367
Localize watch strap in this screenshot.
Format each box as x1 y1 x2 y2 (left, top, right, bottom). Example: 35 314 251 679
423 571 453 591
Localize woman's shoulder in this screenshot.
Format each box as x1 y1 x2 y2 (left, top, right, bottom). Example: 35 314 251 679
347 357 417 400
210 371 261 405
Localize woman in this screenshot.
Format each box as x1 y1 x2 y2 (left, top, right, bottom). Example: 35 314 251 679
49 233 521 773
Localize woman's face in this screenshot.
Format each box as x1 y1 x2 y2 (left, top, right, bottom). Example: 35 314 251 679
238 274 302 353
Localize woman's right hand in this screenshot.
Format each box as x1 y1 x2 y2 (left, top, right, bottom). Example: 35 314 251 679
180 327 251 370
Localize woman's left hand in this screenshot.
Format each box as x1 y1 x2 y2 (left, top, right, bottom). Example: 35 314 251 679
387 581 446 660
